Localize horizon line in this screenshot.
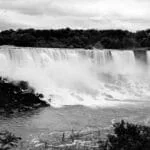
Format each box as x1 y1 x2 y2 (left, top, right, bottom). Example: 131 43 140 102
1 27 150 33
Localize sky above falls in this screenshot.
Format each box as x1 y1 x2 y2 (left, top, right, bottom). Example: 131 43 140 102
0 0 149 31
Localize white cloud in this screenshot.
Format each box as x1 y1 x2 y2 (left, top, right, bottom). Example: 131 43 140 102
0 0 149 31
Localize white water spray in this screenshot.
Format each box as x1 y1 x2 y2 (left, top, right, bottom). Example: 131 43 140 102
0 46 150 107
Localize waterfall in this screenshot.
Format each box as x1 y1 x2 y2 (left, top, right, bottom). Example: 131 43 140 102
0 46 150 107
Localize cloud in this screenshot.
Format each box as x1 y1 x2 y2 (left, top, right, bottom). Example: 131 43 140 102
0 19 28 31
0 0 149 31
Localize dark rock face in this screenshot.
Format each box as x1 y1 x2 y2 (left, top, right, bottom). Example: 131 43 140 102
0 77 49 113
134 50 147 64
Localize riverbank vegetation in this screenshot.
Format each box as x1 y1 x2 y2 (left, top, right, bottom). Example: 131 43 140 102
1 121 150 150
0 130 21 150
0 77 49 114
0 28 150 49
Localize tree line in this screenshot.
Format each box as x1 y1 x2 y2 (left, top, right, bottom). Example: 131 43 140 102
0 28 150 49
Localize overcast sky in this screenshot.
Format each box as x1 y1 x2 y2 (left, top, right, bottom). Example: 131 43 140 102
0 0 149 31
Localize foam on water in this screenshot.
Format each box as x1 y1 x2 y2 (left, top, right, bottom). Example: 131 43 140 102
0 46 150 107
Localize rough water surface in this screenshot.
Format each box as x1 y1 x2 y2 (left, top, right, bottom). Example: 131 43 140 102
0 46 150 139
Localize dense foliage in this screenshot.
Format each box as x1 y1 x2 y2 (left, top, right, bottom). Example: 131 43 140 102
0 130 21 150
102 120 150 150
0 28 150 49
0 77 48 113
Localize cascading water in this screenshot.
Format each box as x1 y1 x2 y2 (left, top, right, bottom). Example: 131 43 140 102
0 46 150 107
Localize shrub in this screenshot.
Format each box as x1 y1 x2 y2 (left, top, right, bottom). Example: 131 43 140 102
0 130 21 150
104 120 150 150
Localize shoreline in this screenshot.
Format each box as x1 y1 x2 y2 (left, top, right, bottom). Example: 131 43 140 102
1 121 150 150
0 77 49 114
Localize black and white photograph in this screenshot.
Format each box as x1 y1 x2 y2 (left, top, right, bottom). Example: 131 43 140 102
0 0 150 149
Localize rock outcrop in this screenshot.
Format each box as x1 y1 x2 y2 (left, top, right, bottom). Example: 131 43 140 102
0 77 49 113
